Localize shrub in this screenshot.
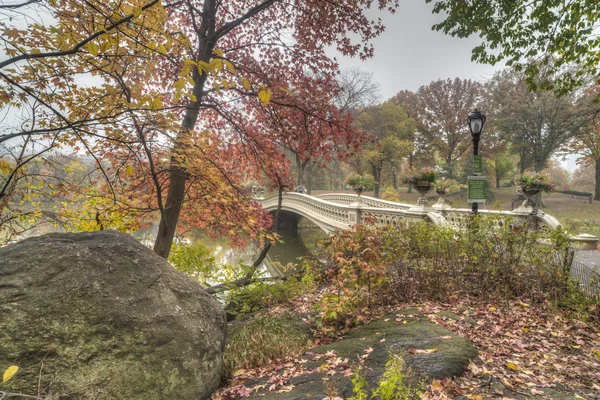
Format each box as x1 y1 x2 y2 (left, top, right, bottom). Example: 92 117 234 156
349 353 423 400
315 224 387 328
224 315 310 374
381 186 401 202
318 217 581 307
225 274 312 318
169 240 218 285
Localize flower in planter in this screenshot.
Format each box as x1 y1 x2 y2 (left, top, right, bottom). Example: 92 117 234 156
515 174 554 193
345 173 377 194
404 168 437 185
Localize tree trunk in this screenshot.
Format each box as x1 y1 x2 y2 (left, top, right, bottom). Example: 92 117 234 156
392 168 398 190
153 1 216 259
595 159 600 201
295 152 303 185
495 159 500 188
407 153 413 193
306 160 313 195
535 159 544 173
519 147 527 174
372 164 382 198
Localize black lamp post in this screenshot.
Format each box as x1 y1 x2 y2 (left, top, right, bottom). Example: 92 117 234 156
467 109 486 214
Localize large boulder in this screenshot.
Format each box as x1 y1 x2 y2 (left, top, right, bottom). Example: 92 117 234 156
0 230 226 399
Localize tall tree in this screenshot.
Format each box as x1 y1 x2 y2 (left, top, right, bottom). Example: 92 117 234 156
566 104 600 200
411 78 482 177
356 102 414 198
488 70 581 173
0 0 401 256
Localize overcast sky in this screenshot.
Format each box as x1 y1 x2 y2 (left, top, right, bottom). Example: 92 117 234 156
333 0 499 100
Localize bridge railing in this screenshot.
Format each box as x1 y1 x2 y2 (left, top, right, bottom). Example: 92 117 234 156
316 193 413 210
260 193 443 232
259 192 598 249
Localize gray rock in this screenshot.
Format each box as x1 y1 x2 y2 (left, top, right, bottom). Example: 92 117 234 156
0 230 226 399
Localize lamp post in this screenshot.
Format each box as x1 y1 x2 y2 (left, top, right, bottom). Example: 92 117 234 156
467 109 486 214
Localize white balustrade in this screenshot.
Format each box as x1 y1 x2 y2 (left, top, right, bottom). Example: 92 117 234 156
258 192 598 248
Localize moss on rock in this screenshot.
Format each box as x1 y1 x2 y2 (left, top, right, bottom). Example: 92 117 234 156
0 231 226 399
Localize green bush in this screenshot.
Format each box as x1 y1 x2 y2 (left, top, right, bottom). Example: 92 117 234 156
224 315 310 374
169 240 218 285
226 276 310 318
346 173 378 192
349 353 423 400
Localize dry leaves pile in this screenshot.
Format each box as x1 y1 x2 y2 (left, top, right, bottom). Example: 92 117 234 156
214 299 599 399
418 300 600 399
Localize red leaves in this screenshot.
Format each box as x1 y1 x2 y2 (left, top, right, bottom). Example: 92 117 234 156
420 300 600 398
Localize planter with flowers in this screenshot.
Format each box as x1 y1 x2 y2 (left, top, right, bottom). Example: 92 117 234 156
514 174 554 210
345 173 377 197
405 168 437 206
432 178 462 210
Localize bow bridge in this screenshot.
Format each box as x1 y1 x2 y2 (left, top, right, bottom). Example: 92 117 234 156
259 192 598 249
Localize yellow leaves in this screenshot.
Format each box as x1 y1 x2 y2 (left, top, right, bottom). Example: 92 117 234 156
125 165 134 177
86 41 99 57
241 78 252 91
157 44 167 55
213 48 224 57
0 159 10 174
133 7 143 19
505 362 519 371
150 96 163 111
431 379 444 392
174 78 188 91
2 365 19 383
258 89 272 106
223 60 235 73
209 58 223 72
185 93 197 102
197 60 210 74
148 41 157 51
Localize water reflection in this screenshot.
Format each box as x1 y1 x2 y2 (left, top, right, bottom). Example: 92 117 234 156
136 217 327 278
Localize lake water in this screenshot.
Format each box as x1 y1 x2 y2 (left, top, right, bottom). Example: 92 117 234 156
137 217 327 278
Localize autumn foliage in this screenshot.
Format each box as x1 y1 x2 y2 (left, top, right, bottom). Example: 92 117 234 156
1 0 400 253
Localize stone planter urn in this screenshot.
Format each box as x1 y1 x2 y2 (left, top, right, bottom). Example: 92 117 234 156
433 187 451 210
353 184 365 196
513 185 540 214
414 181 432 205
520 186 540 207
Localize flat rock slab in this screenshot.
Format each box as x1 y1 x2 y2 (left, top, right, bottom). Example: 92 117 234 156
248 309 477 399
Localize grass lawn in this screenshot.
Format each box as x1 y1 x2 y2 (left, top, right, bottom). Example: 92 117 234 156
310 187 600 237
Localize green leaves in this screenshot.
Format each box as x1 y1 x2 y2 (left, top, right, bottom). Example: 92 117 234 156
430 0 600 95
